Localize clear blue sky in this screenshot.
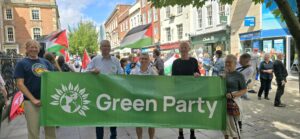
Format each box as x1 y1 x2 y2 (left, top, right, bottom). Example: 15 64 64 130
57 0 135 29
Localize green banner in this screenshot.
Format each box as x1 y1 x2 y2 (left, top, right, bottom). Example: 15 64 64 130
41 72 226 130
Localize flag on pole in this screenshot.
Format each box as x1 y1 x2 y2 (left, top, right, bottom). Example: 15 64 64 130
46 29 69 55
60 49 70 63
164 54 179 76
9 91 24 121
81 49 91 69
120 23 153 49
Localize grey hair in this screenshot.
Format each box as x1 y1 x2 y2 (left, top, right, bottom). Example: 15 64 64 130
225 54 237 65
100 40 110 47
140 52 150 58
264 53 270 58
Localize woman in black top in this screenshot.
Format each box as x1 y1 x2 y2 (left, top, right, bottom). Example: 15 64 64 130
171 42 200 139
258 53 273 100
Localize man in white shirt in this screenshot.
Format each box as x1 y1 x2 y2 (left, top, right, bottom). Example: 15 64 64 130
87 40 123 139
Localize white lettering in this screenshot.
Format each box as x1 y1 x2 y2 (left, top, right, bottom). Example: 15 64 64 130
146 99 157 111
96 94 111 111
120 98 132 111
197 98 205 113
206 101 218 119
176 100 187 112
133 99 144 111
164 96 175 112
112 98 120 111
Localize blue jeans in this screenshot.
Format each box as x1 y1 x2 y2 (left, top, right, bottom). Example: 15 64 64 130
96 127 117 139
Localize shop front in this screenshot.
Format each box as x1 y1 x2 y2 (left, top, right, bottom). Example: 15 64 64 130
239 30 295 71
191 30 230 57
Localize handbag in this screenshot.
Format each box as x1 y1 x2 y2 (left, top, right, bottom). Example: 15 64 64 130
227 93 240 116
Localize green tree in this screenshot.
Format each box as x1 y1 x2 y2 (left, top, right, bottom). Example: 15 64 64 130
151 0 300 91
68 21 99 56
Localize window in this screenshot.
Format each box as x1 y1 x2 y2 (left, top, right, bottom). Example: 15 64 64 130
5 8 13 20
126 22 128 30
5 26 15 42
219 4 226 24
148 10 152 23
197 9 202 28
207 6 212 26
31 9 40 20
166 28 171 41
219 4 226 16
177 6 182 14
153 7 158 21
166 7 171 18
177 24 183 40
33 28 41 40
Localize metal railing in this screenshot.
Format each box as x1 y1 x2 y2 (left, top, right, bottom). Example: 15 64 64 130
0 51 23 96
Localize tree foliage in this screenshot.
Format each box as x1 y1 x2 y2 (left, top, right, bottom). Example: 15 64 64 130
150 0 263 8
68 21 99 56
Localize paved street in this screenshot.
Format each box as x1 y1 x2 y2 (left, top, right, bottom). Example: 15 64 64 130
1 75 299 139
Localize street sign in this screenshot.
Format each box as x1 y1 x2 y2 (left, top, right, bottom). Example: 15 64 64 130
244 16 255 27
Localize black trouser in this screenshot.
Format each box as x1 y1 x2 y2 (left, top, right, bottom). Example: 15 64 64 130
179 128 195 137
96 127 117 139
274 80 285 105
258 78 272 98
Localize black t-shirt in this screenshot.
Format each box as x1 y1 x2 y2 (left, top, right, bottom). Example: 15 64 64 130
172 57 200 75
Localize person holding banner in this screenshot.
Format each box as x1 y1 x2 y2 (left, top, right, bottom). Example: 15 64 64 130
86 40 123 139
172 42 200 139
130 52 158 139
14 40 56 139
224 54 247 139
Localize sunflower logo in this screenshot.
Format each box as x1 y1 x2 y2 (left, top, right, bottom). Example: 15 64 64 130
50 83 90 117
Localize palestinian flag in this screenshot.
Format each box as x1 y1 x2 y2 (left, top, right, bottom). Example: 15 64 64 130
46 30 69 55
120 23 153 49
164 54 179 76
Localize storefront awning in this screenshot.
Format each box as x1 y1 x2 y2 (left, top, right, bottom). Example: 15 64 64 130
191 30 228 45
160 41 186 50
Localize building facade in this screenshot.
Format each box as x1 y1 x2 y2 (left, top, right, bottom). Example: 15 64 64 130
105 5 131 50
140 0 160 45
129 0 141 29
230 0 297 71
159 5 192 51
190 1 231 57
1 0 60 54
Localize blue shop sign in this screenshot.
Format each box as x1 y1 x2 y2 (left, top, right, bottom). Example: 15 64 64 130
239 31 261 41
244 17 255 27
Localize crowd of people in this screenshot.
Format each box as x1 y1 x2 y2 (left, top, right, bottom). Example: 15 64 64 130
0 39 289 139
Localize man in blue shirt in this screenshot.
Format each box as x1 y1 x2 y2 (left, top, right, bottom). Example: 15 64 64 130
14 40 56 139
